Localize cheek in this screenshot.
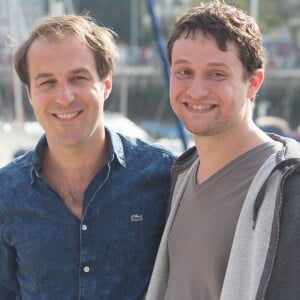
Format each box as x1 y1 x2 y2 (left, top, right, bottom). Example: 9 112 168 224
29 92 53 116
169 88 177 110
217 80 242 99
30 93 46 108
169 78 183 101
169 92 180 118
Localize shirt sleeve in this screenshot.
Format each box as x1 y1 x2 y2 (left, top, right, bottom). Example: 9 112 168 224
0 232 19 299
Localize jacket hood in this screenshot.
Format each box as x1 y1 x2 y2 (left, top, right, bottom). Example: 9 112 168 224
252 134 300 227
173 134 300 228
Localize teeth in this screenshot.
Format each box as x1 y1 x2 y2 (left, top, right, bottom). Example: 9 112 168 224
56 112 78 119
190 104 212 110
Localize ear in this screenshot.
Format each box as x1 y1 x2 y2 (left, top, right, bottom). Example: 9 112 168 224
247 69 264 100
103 74 113 101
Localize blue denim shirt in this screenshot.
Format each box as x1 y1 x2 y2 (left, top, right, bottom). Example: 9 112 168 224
0 128 175 300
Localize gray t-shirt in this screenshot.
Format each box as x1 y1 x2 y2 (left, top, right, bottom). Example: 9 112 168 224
165 143 280 300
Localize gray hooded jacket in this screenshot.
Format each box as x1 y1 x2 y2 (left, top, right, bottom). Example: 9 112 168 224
145 135 300 300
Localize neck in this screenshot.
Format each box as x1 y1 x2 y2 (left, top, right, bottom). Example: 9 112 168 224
194 124 274 184
43 134 108 181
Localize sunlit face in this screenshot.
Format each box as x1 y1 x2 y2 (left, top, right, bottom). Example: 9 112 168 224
169 30 263 138
26 36 112 149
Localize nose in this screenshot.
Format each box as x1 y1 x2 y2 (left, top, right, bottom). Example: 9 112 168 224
186 75 209 99
55 83 75 105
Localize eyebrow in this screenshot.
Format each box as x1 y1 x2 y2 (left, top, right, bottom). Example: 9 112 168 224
172 59 229 69
71 68 91 75
206 62 229 69
172 58 190 65
34 72 52 81
34 68 91 81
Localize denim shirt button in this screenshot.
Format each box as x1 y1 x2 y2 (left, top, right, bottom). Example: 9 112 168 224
83 266 90 273
82 224 88 231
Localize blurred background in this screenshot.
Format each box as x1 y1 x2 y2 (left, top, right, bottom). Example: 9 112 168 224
0 0 300 165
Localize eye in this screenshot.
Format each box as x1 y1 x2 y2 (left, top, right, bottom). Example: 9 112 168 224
173 68 192 77
209 71 226 80
179 69 190 75
71 75 88 81
39 79 56 87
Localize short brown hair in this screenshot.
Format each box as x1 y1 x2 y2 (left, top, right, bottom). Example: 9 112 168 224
167 0 264 77
14 14 119 86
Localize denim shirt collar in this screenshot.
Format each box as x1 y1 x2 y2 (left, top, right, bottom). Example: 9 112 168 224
30 127 126 184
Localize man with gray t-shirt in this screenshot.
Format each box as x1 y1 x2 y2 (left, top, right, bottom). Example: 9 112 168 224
145 1 300 300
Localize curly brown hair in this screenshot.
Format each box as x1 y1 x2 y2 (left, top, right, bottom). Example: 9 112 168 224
167 0 264 77
14 14 119 86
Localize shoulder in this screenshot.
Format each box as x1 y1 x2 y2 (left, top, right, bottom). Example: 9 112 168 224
0 150 33 173
173 146 198 169
116 131 177 162
273 136 300 209
0 151 34 197
283 164 300 197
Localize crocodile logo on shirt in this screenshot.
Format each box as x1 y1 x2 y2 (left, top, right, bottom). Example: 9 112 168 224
130 214 143 222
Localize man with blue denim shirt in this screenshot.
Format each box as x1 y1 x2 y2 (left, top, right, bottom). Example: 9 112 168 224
0 15 175 299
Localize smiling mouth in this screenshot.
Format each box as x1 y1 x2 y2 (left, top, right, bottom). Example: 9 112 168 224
54 111 81 119
185 103 217 111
